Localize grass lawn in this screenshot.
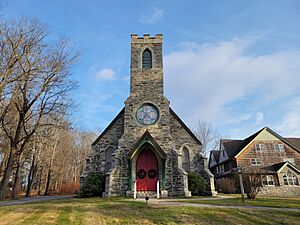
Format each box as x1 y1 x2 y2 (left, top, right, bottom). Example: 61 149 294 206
0 197 299 225
179 196 300 208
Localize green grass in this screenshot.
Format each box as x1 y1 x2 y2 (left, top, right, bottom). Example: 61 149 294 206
0 197 299 225
178 196 300 208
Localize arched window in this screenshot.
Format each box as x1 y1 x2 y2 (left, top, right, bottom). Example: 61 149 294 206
182 147 190 172
142 49 152 69
105 147 113 172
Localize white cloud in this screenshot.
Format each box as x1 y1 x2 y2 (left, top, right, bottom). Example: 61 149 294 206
95 68 116 80
254 112 264 126
275 97 300 136
164 37 300 132
139 8 164 24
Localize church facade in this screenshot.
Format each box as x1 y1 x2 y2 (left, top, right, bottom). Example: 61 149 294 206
81 34 215 197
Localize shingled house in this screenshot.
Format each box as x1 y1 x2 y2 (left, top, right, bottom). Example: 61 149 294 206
209 127 300 196
81 34 215 198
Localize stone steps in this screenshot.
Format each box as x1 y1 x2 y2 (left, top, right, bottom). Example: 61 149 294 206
136 191 157 198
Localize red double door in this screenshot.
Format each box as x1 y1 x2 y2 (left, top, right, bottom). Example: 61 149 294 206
136 147 158 191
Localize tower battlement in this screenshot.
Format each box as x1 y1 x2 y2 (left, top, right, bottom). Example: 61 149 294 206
131 34 162 43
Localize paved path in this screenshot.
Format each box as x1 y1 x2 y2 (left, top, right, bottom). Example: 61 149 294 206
132 198 300 212
0 195 75 207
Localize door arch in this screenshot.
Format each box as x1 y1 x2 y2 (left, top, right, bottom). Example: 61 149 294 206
136 146 158 191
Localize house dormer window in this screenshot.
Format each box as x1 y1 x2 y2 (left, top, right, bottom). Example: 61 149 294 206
142 49 152 69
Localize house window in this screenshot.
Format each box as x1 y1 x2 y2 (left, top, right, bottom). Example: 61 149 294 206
142 49 152 69
283 172 299 185
216 167 219 174
274 144 285 152
262 175 275 186
255 143 267 153
105 147 113 172
219 164 224 174
250 158 261 165
182 147 190 172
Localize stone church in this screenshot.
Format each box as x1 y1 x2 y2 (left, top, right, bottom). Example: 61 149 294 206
81 34 215 197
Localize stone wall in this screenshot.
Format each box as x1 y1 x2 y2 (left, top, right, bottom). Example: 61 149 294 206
169 110 215 194
259 186 300 197
81 34 215 197
81 110 124 177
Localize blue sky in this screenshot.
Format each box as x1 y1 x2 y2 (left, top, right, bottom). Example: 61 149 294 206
3 0 300 139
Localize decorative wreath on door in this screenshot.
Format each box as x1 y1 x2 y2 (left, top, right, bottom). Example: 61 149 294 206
148 169 157 179
137 169 146 179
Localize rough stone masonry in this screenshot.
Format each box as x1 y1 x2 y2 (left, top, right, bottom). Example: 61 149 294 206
81 34 215 197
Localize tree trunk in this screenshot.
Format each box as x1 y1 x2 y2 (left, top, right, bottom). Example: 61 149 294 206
44 161 52 196
26 153 37 197
37 167 43 195
0 147 15 200
12 157 21 199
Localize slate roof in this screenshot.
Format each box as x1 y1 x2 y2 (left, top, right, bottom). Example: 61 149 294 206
259 161 300 174
285 138 300 149
212 150 220 162
209 150 220 166
259 162 286 174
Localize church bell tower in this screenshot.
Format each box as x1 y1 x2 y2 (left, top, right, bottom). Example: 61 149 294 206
130 34 163 96
81 33 214 198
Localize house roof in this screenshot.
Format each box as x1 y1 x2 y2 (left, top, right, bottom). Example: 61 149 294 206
260 161 300 174
222 139 243 158
212 150 220 162
216 127 300 162
284 138 300 149
209 150 219 167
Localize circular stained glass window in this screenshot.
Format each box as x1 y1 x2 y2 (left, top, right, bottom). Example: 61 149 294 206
136 104 159 125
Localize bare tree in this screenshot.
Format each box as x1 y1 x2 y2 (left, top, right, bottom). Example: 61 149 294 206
241 167 263 200
193 120 220 156
0 18 78 199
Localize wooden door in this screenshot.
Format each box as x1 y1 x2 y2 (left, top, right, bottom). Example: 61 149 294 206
136 147 158 191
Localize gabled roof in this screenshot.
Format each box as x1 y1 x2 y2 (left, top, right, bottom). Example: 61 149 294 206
217 128 264 162
235 127 300 158
169 108 202 145
208 150 219 167
212 150 220 162
92 108 125 146
216 127 300 162
221 139 243 159
127 130 167 159
261 161 300 174
284 138 300 150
